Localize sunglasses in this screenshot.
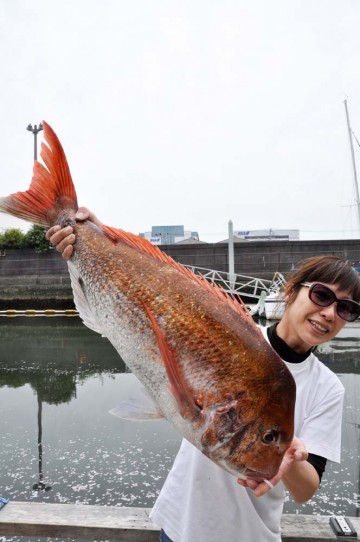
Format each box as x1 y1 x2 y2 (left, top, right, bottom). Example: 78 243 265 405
301 282 360 322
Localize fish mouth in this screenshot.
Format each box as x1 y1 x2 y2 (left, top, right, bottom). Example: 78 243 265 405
221 462 277 482
242 467 276 482
247 473 274 482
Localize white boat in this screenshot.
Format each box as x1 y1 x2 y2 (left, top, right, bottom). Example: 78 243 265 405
263 291 285 320
254 272 286 320
254 290 285 320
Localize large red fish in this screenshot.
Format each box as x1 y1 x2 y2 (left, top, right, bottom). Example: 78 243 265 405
0 122 296 481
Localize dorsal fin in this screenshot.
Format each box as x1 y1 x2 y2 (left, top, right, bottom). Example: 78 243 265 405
101 225 255 323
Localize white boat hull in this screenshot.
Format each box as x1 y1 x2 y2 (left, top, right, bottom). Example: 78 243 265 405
264 293 285 320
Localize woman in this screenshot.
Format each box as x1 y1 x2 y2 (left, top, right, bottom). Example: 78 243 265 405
47 210 360 542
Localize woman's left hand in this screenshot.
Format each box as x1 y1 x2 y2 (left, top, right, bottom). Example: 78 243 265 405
237 436 308 497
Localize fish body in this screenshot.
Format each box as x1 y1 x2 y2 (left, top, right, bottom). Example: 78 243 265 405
0 122 296 481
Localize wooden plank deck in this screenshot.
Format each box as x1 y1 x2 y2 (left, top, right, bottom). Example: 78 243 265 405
0 502 359 541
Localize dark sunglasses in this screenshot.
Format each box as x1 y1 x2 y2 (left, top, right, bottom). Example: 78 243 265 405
301 282 360 322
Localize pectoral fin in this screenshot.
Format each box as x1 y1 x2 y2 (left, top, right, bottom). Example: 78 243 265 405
68 261 105 335
109 395 164 422
142 302 201 420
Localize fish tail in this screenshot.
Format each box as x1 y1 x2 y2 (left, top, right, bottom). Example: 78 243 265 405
0 121 78 227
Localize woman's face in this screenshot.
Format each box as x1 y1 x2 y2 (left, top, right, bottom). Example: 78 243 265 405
277 282 351 353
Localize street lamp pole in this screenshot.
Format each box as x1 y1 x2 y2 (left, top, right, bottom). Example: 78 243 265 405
26 122 43 161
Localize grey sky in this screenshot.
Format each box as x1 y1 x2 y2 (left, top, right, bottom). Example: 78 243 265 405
1 0 360 242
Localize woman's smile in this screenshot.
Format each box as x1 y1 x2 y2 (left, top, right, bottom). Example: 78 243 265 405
308 318 330 335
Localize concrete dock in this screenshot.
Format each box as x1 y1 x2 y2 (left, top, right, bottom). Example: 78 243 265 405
0 502 359 541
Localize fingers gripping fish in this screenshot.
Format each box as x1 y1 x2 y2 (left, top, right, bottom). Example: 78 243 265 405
0 122 296 482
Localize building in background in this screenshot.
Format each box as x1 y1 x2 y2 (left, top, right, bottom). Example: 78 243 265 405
139 225 200 245
233 229 299 241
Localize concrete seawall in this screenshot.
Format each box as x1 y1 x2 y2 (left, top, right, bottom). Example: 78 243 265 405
160 238 360 276
0 239 359 308
0 249 72 309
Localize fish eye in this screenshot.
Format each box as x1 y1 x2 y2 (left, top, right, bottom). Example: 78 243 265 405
262 429 279 444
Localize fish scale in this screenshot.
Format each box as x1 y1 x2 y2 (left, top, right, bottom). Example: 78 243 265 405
0 121 296 482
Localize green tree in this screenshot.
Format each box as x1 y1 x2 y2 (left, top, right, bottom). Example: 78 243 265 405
0 228 27 249
26 225 52 253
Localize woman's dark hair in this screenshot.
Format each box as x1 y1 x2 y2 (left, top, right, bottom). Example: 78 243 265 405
285 256 360 303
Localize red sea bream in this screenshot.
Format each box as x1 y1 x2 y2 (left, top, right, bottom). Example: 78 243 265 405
0 122 296 481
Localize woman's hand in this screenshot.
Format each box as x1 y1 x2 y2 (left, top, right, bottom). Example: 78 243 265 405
46 207 102 260
237 437 317 502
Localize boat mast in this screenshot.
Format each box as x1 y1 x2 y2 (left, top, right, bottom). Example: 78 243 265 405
344 99 360 235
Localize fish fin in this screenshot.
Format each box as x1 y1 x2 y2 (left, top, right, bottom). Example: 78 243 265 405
109 390 165 421
142 302 200 420
0 122 78 228
68 261 105 334
100 225 256 326
0 121 77 227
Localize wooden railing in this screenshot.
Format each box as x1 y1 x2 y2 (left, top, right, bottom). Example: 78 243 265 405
0 502 359 541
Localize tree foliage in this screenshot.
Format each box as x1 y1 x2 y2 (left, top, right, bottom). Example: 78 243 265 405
0 228 27 249
0 225 51 253
26 225 52 253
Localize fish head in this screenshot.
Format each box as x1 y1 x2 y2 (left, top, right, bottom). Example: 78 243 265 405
200 393 294 481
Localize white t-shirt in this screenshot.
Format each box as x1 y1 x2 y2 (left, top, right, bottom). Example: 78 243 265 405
150 327 345 542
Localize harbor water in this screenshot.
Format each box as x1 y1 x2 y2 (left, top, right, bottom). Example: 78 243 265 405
0 316 359 541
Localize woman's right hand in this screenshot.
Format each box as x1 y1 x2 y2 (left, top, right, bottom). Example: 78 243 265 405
46 207 102 260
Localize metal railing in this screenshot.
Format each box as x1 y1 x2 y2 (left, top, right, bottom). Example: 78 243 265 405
184 265 286 301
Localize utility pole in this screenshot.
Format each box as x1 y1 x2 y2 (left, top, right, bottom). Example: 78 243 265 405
228 219 235 291
26 122 43 160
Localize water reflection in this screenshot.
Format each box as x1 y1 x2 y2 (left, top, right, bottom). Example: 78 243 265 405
0 315 126 383
0 316 359 528
0 316 180 518
33 394 52 492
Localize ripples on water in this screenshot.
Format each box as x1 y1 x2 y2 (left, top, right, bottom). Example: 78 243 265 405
0 316 359 542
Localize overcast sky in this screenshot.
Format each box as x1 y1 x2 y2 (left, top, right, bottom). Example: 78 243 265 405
1 0 360 242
